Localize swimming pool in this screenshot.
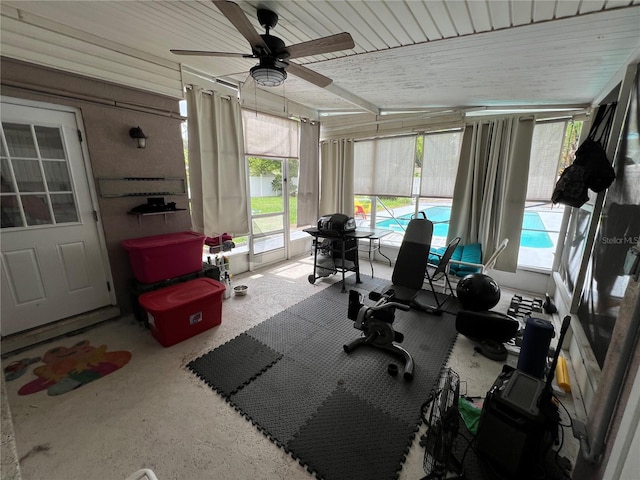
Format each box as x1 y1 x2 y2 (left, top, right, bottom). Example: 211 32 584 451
375 206 451 237
375 207 553 248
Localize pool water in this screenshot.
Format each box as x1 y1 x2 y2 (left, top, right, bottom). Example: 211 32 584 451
375 206 450 237
375 207 553 248
521 211 554 248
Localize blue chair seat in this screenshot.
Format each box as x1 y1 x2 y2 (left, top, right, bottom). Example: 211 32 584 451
429 243 482 277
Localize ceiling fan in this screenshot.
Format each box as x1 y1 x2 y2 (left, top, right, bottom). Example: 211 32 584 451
170 0 354 88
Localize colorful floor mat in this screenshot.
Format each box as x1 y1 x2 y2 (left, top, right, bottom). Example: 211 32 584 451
7 340 131 396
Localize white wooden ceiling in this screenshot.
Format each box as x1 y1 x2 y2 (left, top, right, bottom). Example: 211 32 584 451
1 0 639 116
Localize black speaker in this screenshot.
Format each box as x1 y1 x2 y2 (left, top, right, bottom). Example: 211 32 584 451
517 317 555 379
455 310 519 343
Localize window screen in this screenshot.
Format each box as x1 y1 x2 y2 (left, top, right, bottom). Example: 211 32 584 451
526 121 566 201
419 131 463 198
354 135 416 196
243 110 298 158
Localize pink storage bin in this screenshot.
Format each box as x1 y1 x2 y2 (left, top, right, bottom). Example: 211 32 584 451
139 278 225 347
122 231 206 283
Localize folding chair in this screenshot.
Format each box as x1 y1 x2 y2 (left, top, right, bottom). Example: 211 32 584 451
424 237 461 314
448 238 510 275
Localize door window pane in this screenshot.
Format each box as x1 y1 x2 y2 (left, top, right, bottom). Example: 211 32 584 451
22 194 52 226
43 161 72 191
1 195 22 227
12 159 45 192
1 158 15 193
252 234 285 253
35 126 65 159
248 157 283 213
252 215 284 234
51 194 78 223
3 123 37 158
1 120 79 229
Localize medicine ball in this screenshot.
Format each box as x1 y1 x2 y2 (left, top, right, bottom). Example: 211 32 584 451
456 273 501 311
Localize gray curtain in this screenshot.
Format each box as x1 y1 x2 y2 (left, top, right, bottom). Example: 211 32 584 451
319 139 354 216
186 87 249 236
448 116 534 272
297 120 320 226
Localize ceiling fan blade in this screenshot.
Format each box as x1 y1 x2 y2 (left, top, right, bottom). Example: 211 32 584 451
287 62 333 88
170 49 252 57
213 0 270 54
286 33 354 59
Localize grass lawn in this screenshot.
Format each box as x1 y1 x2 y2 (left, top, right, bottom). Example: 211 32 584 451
355 196 413 213
251 196 297 225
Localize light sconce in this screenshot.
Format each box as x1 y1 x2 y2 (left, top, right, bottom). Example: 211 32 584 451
129 126 147 149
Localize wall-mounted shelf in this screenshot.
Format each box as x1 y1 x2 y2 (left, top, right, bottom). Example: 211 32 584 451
128 209 187 225
98 177 187 198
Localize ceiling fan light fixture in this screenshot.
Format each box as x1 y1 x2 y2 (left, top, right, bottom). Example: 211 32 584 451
250 63 287 87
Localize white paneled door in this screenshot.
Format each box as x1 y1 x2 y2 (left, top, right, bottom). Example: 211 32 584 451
1 100 113 336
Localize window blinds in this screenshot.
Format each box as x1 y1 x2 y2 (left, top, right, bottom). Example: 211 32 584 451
353 135 416 196
419 131 463 198
526 121 566 201
242 110 299 158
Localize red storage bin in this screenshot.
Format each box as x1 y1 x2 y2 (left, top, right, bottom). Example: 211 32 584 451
138 278 225 347
122 231 206 283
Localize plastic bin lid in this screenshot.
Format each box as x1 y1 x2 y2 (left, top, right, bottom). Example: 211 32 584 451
138 278 225 312
122 231 205 250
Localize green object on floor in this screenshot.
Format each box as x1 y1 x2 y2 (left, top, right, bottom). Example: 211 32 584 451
458 397 482 435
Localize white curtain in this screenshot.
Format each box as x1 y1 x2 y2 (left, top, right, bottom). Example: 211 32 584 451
186 87 249 236
297 120 320 226
354 135 416 196
320 139 354 216
448 116 535 272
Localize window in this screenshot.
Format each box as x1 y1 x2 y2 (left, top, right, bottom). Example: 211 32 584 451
415 131 463 247
1 122 79 228
354 135 416 197
518 120 583 270
353 130 462 248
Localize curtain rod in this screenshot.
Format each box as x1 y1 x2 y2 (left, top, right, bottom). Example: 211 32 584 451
324 128 462 144
352 132 419 143
3 81 182 119
467 114 535 123
414 127 464 135
185 84 232 101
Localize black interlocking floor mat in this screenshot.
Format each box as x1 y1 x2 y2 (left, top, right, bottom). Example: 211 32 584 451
188 276 460 480
187 333 282 397
288 386 417 480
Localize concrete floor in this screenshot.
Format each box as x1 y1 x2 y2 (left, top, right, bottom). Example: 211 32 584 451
1 256 581 480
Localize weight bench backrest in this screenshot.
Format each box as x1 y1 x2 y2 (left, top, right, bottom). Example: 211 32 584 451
391 218 433 301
